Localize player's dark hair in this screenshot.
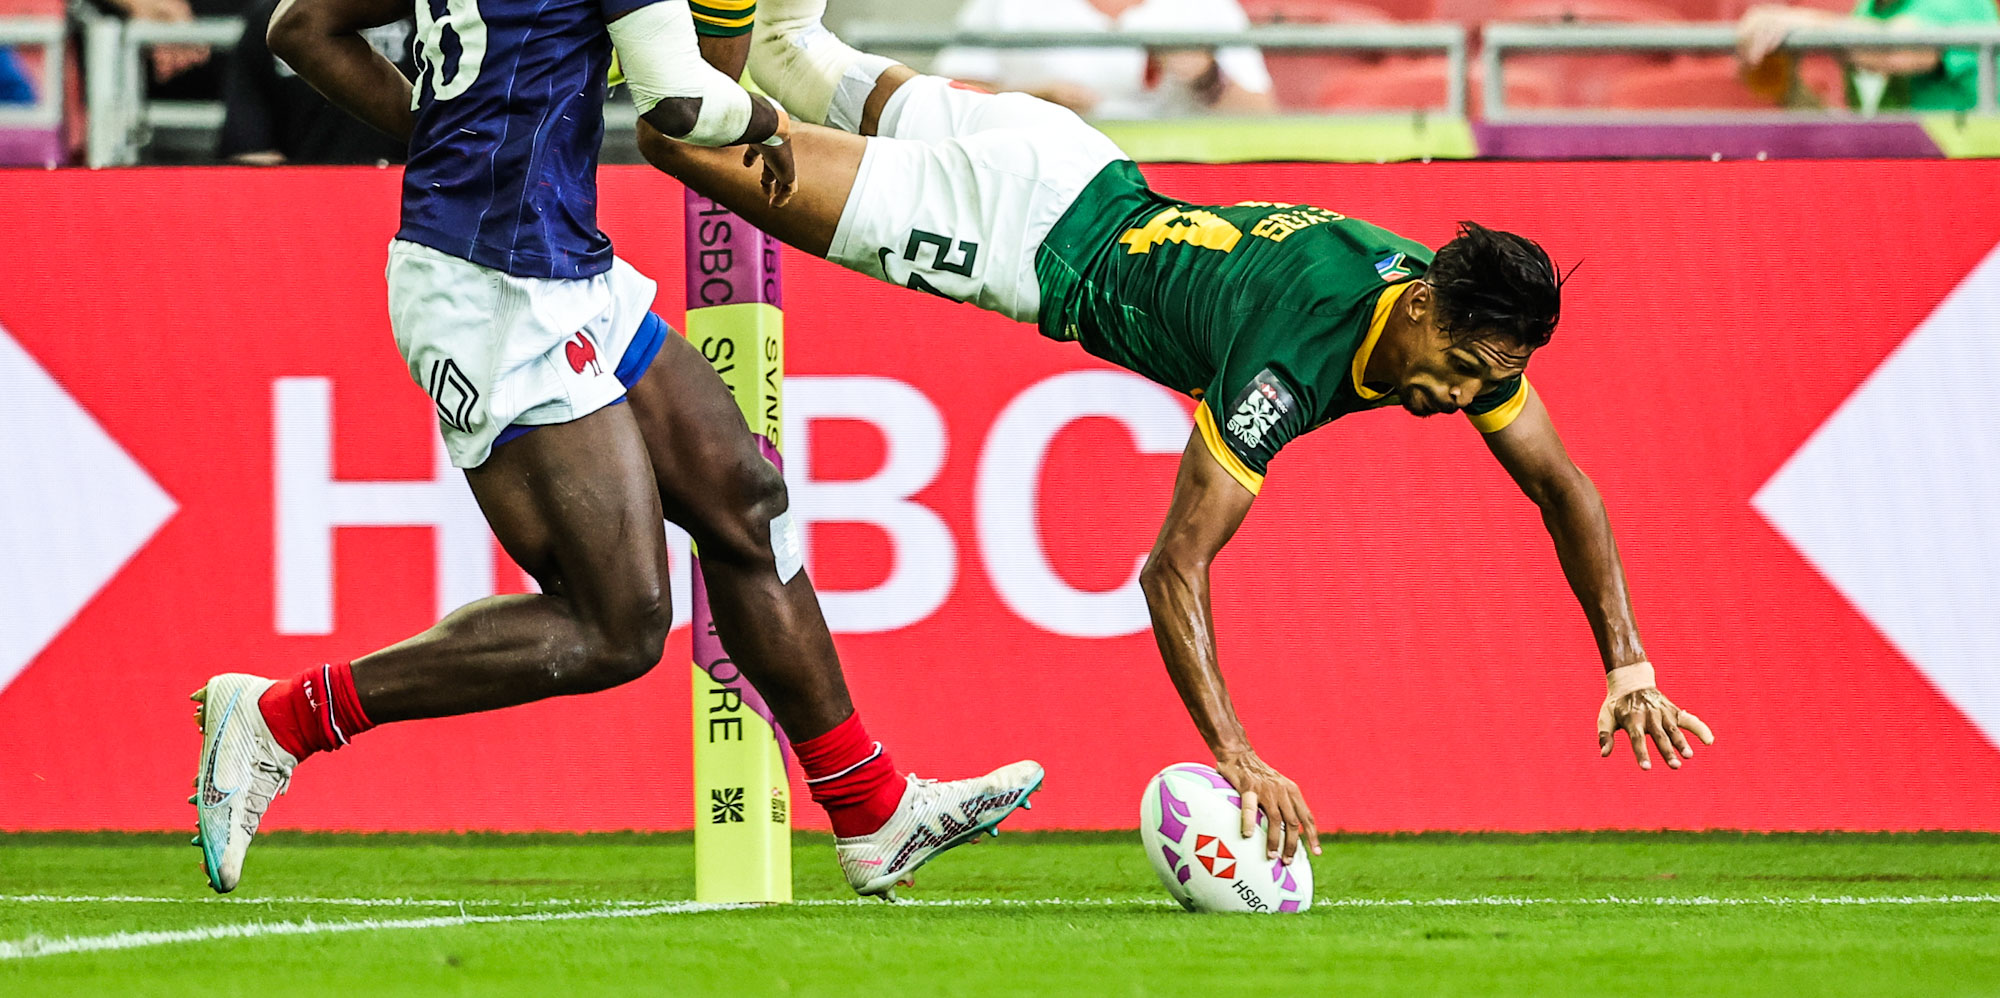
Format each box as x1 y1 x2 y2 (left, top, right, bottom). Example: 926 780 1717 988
1427 221 1565 350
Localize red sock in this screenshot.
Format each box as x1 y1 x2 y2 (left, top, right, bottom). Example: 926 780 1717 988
795 713 903 837
257 662 376 760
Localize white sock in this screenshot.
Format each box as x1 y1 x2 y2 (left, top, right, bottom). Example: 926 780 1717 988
748 7 896 130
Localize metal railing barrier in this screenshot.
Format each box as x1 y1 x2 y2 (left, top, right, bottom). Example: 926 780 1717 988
1482 22 2000 120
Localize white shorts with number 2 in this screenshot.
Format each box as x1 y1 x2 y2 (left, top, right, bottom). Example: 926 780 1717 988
827 77 1128 325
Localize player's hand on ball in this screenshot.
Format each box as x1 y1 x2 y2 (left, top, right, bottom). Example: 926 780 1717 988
1596 661 1715 771
1215 751 1320 863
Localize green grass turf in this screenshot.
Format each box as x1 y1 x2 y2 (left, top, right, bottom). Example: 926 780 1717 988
2 831 1998 995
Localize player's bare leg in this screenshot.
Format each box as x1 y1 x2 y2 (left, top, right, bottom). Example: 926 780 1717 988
193 405 671 892
627 330 852 738
620 328 1042 896
347 406 670 720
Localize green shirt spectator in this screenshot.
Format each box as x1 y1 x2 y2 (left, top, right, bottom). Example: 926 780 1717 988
1850 0 1999 111
1738 0 1999 112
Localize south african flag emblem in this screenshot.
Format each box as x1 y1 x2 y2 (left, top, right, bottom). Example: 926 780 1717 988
1375 253 1412 282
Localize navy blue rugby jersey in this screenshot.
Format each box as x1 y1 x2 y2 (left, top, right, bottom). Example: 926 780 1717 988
396 0 658 278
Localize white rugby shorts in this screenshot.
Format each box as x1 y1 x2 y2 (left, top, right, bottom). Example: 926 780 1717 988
385 239 659 469
827 77 1128 324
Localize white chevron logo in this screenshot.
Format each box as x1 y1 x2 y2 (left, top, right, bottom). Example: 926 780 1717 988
1754 243 2000 749
0 324 177 695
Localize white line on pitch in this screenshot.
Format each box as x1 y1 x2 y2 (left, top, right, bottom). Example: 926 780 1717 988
5 893 2000 961
0 895 637 908
797 894 2000 908
1305 894 2000 908
0 901 749 960
8 893 2000 910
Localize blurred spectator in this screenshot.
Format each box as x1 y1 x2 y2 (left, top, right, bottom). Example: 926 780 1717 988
217 0 413 163
91 0 259 103
935 0 1278 118
1738 0 2000 111
0 48 31 104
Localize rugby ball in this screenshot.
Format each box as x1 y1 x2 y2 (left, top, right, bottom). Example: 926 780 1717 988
1139 763 1313 913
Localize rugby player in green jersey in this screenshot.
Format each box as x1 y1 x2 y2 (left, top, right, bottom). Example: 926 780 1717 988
638 0 1718 865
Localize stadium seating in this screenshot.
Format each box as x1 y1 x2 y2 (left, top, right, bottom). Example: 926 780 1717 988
1238 0 1401 110
1239 0 1396 22
1432 0 1686 24
1603 54 1771 107
1602 51 1848 108
1316 56 1566 109
0 0 67 164
1243 0 1857 112
0 0 64 85
1241 0 1436 22
1713 0 1854 17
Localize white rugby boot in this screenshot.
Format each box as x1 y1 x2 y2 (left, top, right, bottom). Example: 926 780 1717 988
189 673 298 894
836 760 1044 898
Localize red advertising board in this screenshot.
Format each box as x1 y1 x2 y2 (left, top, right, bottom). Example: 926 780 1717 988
3 161 1998 833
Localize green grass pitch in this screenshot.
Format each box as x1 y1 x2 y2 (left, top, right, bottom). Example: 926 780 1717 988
3 831 1998 995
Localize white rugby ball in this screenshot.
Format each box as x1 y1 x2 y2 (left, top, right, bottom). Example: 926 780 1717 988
1138 763 1313 913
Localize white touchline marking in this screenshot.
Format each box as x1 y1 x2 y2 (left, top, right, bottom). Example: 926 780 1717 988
0 901 750 960
1305 894 2000 908
6 892 1998 959
0 895 638 908
8 893 2000 911
795 895 2000 909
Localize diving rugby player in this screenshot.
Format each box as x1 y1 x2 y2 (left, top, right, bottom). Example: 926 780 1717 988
639 0 1717 864
187 0 1040 895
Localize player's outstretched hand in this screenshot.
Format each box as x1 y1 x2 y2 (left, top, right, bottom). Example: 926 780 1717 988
1596 661 1715 771
1215 751 1320 864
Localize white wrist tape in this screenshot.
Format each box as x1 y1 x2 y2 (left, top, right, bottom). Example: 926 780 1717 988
1596 661 1656 737
1605 661 1656 699
608 0 753 146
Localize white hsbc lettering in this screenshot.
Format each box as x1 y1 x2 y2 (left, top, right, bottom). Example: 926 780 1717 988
976 371 1190 638
271 371 1179 640
271 377 694 636
273 377 492 635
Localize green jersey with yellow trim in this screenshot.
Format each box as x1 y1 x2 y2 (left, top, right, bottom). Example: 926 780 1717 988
691 0 754 36
1033 160 1527 493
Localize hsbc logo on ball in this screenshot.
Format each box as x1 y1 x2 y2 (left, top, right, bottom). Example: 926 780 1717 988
1193 834 1236 879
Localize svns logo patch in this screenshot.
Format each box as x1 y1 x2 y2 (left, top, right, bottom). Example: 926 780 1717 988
1225 368 1295 449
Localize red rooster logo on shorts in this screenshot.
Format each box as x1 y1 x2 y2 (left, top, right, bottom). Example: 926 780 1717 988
565 331 601 376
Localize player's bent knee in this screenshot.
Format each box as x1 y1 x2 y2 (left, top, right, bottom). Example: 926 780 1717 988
691 454 790 568
573 599 671 692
